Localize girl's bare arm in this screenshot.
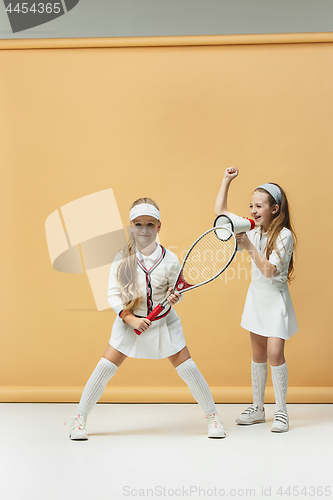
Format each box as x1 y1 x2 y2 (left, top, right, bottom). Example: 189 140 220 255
214 167 239 216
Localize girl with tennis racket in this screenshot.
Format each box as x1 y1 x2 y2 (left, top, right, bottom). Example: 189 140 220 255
68 198 226 440
215 168 298 432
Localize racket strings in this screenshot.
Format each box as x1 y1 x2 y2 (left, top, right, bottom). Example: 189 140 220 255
182 230 236 285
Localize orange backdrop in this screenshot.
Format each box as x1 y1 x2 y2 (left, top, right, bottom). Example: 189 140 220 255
0 35 332 402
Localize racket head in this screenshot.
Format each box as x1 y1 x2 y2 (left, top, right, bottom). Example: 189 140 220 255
213 214 234 241
174 227 237 293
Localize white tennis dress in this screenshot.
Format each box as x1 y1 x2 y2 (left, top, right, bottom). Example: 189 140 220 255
229 214 298 340
107 244 186 359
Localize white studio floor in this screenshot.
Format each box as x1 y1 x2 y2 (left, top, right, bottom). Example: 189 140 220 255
0 403 332 500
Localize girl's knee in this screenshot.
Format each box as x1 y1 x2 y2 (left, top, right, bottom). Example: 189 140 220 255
250 333 267 361
267 350 285 366
252 345 267 362
267 338 285 366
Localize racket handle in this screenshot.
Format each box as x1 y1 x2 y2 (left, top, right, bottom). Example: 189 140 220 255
134 303 165 335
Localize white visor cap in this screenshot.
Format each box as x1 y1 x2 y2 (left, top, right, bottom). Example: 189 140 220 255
129 203 161 221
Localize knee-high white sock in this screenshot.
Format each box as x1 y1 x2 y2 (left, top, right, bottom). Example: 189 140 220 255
77 358 117 419
271 362 288 412
251 360 267 410
176 358 216 416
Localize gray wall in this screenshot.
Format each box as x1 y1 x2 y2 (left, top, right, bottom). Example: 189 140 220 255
1 0 333 39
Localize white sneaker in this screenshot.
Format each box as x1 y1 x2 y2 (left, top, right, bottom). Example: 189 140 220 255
271 410 289 433
68 414 88 440
207 413 226 438
235 405 266 425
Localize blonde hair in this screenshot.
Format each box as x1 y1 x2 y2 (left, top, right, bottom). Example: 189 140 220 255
255 184 296 282
117 198 160 313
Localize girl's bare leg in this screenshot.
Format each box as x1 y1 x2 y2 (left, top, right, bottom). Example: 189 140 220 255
267 337 285 366
168 346 191 368
103 344 128 367
250 332 268 362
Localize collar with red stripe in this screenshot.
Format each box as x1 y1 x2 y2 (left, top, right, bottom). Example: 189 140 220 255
136 245 166 274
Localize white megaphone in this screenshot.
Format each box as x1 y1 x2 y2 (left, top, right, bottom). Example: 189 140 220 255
213 214 255 251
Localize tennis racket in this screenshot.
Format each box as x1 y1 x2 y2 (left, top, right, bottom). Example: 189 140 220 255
134 226 237 335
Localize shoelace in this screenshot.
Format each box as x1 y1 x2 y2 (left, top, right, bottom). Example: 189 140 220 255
206 413 222 428
241 404 261 415
64 415 87 431
273 410 288 424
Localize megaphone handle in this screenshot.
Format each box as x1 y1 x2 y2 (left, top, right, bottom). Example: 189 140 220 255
236 231 245 252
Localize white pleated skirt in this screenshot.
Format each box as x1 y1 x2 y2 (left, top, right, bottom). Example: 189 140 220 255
109 308 186 359
241 280 298 340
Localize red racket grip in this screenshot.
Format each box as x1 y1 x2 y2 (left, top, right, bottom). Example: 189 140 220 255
134 303 165 335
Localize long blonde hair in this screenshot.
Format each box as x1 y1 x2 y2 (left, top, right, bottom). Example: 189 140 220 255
116 197 160 312
255 184 297 282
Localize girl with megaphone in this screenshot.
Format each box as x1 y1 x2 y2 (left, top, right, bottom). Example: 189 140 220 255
214 167 298 433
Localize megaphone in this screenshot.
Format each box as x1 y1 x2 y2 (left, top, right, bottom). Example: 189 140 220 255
214 214 255 251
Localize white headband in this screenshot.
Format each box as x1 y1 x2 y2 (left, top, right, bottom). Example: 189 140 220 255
257 183 282 206
129 203 161 221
